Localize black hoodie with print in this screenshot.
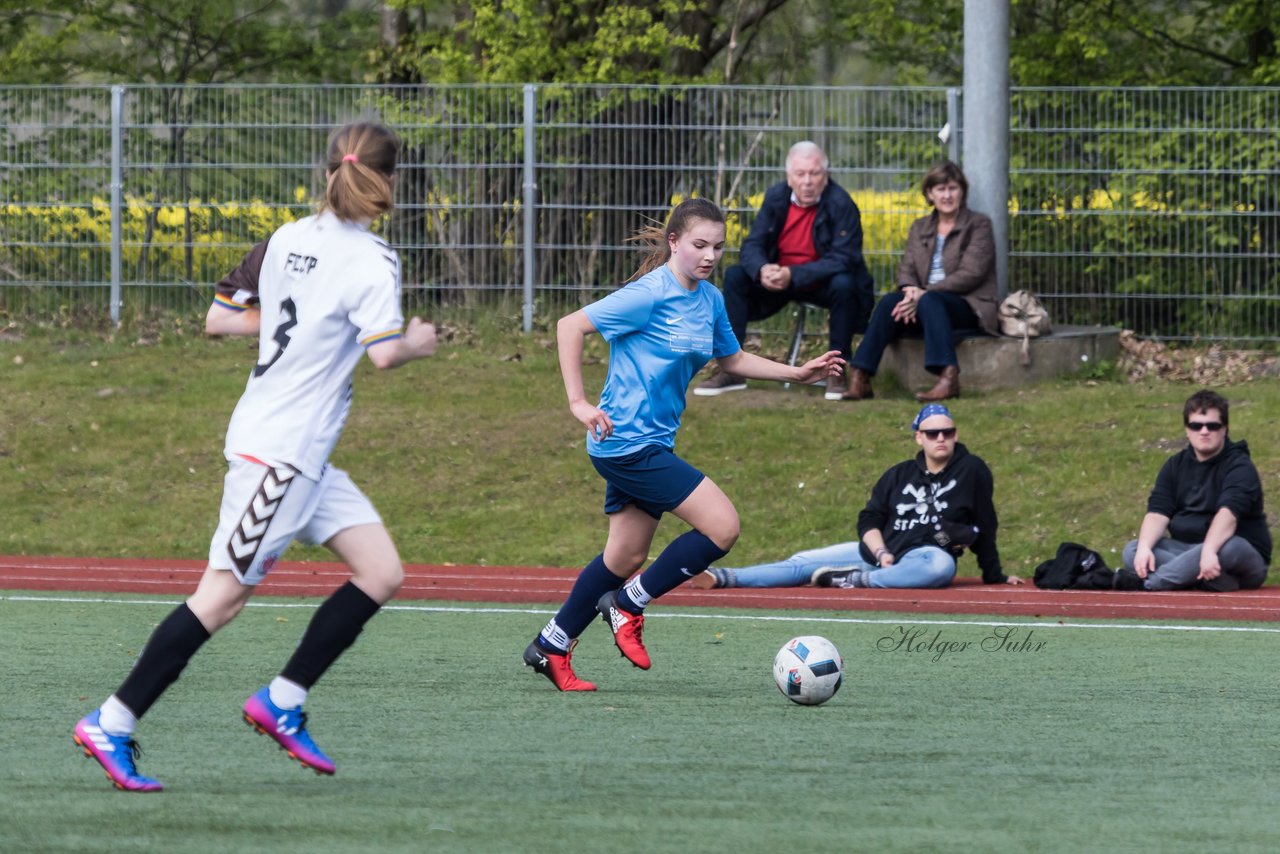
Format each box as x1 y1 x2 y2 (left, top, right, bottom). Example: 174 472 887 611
856 442 1006 584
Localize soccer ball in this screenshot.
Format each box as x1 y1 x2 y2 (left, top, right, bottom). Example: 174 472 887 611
773 636 843 706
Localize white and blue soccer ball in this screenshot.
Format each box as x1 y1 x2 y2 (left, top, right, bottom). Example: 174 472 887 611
773 636 843 706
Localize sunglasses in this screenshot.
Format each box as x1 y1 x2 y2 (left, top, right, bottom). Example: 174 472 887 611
1185 421 1224 432
920 427 957 440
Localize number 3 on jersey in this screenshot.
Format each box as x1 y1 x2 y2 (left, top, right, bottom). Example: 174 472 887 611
254 297 298 377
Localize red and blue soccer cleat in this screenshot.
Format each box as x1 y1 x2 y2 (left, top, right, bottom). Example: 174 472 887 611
73 710 164 792
243 687 336 775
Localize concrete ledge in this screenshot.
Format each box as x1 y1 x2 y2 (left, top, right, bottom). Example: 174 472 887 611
879 325 1121 392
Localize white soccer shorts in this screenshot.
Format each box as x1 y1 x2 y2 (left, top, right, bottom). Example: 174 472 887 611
208 457 382 585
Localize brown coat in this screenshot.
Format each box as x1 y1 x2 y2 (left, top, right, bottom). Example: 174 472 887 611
897 206 997 335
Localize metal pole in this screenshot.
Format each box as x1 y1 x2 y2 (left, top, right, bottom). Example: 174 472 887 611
963 0 1010 299
521 84 537 332
946 87 961 164
110 85 124 327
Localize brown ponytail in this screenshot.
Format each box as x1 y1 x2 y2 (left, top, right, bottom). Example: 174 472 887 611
627 198 725 282
322 122 401 223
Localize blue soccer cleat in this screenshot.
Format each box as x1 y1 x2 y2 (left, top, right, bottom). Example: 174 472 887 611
73 710 164 792
243 686 336 775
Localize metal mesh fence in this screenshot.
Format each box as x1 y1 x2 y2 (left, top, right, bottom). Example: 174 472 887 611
1009 87 1280 341
2 83 1277 341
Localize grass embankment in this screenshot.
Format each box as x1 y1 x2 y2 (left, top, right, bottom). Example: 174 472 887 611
2 323 1276 577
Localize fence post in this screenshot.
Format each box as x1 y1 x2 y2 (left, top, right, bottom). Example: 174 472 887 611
946 87 961 163
522 84 537 333
963 0 1010 300
110 85 125 327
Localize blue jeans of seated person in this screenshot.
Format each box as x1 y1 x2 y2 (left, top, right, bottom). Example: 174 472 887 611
1121 536 1268 591
714 542 957 589
851 289 979 376
722 264 873 362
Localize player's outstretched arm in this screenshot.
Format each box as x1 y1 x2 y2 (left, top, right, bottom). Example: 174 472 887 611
366 317 437 370
717 349 845 387
205 302 261 337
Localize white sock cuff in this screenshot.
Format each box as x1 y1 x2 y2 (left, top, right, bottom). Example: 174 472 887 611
99 695 138 736
623 577 652 609
268 676 309 710
540 620 571 652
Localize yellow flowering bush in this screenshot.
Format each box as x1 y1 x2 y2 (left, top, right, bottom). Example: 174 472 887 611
1 193 307 287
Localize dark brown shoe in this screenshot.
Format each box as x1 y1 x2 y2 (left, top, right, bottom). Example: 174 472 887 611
915 365 960 402
842 367 874 400
693 370 747 396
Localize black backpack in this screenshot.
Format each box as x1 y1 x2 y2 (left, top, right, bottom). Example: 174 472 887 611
1033 542 1114 590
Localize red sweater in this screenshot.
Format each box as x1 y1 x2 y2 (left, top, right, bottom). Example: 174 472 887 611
776 203 819 267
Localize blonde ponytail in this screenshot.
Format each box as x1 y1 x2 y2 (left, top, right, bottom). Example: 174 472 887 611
321 122 400 223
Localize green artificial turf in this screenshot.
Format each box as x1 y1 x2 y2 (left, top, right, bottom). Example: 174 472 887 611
5 592 1280 853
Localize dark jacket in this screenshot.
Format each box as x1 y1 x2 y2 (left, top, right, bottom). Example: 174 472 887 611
856 442 1006 583
737 180 872 292
1147 437 1272 565
897 206 998 334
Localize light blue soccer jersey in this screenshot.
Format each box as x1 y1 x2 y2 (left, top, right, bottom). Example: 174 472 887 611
583 265 739 457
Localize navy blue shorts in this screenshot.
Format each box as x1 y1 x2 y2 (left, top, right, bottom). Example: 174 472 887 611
590 445 705 519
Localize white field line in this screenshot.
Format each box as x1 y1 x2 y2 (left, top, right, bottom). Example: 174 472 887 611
4 592 1280 634
5 573 1276 617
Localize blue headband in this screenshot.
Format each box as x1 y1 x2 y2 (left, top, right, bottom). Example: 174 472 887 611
912 403 953 430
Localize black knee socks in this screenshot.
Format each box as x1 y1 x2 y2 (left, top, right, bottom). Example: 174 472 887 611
280 581 381 689
115 603 211 719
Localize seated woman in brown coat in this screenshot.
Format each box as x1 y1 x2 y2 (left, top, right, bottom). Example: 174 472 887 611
842 160 997 402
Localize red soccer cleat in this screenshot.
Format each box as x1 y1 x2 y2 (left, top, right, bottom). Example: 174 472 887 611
596 591 651 670
523 640 597 691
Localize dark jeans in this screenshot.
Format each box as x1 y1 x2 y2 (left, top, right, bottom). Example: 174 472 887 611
851 289 980 376
722 264 873 361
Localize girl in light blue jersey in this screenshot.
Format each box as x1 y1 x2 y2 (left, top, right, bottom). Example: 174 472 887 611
524 198 844 691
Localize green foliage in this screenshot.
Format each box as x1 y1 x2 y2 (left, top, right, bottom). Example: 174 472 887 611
4 0 1277 89
1009 88 1280 339
379 0 805 84
382 0 670 83
1079 358 1120 383
0 0 382 84
852 0 1280 87
408 0 700 84
0 194 301 287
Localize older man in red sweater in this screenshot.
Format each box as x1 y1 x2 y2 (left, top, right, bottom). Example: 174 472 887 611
695 141 873 399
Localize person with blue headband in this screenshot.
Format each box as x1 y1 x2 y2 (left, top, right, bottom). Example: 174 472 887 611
693 403 1024 590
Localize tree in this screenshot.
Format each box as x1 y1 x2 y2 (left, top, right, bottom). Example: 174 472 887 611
852 0 1280 86
0 0 381 84
376 0 797 84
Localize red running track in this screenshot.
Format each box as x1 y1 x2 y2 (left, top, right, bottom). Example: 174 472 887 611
3 555 1279 622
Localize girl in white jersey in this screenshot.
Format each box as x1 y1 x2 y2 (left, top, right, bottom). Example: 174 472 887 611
524 198 844 691
73 122 438 792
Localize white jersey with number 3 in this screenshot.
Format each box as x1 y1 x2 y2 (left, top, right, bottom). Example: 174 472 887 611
214 210 404 480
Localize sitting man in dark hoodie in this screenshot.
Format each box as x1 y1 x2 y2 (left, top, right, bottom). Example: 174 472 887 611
1115 389 1271 592
691 403 1024 589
